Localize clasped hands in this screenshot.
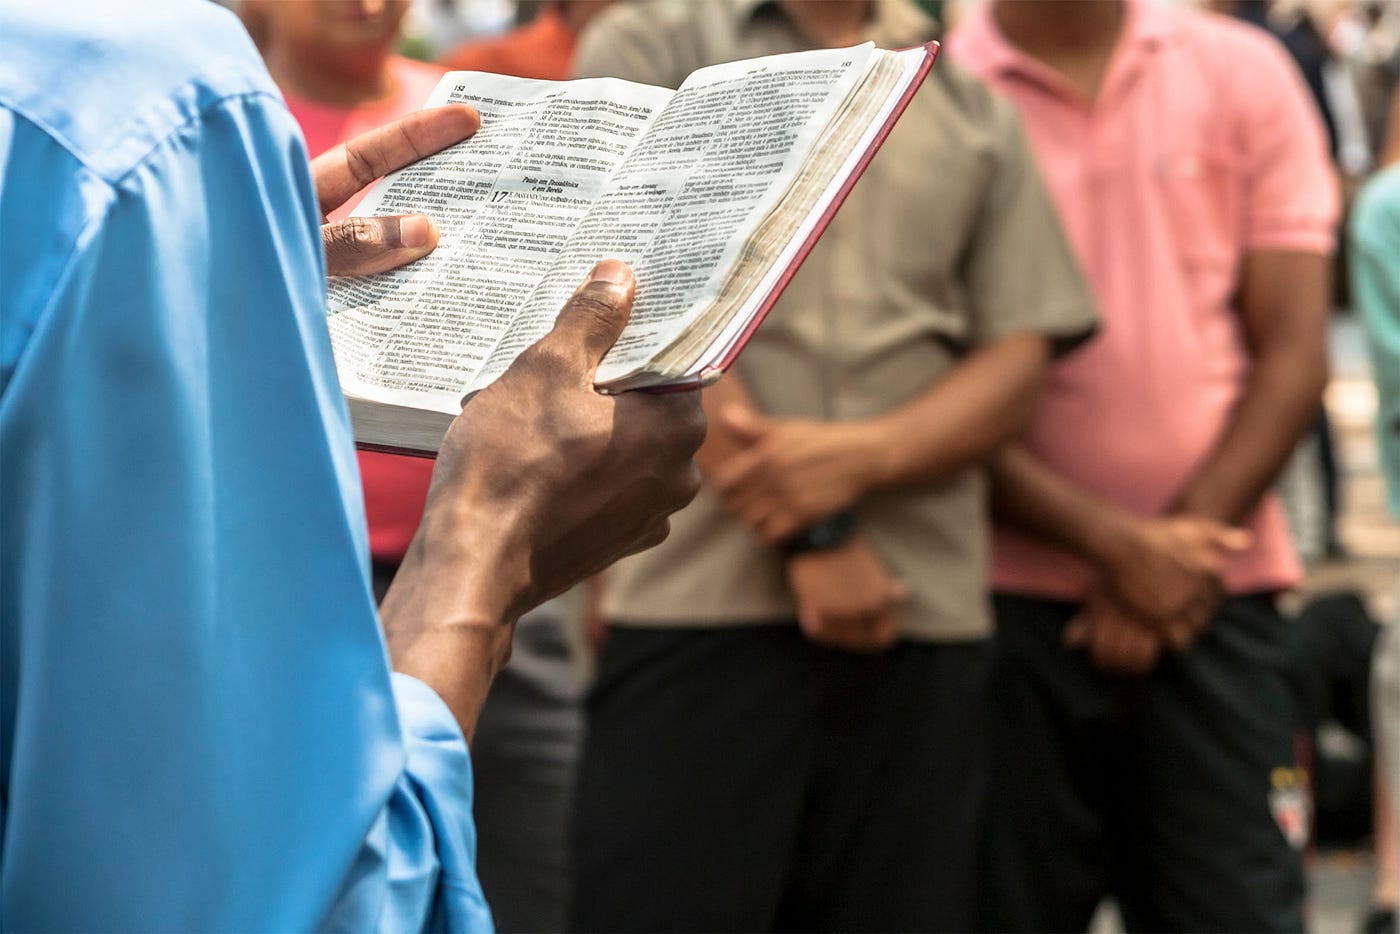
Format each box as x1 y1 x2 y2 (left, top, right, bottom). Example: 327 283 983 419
710 406 905 654
1070 513 1252 674
704 401 1252 668
309 107 1245 681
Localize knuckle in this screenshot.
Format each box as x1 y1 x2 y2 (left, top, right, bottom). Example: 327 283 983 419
345 144 384 188
680 400 708 451
659 463 702 514
626 519 671 557
568 285 624 315
652 395 707 455
678 463 702 505
326 217 378 255
647 518 672 548
564 289 626 332
513 344 577 385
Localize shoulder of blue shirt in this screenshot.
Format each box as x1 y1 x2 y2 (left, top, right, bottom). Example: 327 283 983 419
0 0 282 184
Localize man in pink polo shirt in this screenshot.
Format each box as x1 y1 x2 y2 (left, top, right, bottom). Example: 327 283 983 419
949 2 1338 930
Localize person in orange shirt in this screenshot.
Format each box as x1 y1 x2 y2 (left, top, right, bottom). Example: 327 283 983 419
244 3 583 930
440 0 614 81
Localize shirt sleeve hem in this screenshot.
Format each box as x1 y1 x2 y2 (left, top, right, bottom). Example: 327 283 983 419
1245 228 1337 254
973 304 1100 358
390 674 494 929
391 672 467 744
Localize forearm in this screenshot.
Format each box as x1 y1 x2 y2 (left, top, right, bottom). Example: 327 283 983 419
990 442 1137 568
1171 251 1330 524
1169 345 1326 524
708 336 1047 542
862 334 1049 489
378 503 522 742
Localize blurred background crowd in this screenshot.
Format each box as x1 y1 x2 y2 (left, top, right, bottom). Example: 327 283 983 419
222 0 1400 931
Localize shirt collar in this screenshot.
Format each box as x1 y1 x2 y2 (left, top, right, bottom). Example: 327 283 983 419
957 0 1173 83
734 0 939 48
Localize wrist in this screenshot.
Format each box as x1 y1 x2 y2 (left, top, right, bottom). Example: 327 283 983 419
391 496 531 633
851 419 901 491
1167 491 1226 524
780 511 857 560
378 489 531 742
386 620 514 742
1082 508 1142 574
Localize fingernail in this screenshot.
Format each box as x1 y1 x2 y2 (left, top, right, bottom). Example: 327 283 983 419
590 259 633 286
401 215 437 249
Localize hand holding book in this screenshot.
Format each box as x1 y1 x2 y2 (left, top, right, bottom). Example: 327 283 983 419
304 118 706 740
380 258 705 737
314 104 482 277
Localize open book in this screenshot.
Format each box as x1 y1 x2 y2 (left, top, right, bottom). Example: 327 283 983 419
329 41 937 454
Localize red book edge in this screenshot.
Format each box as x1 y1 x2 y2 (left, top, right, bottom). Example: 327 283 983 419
357 41 940 455
638 39 940 395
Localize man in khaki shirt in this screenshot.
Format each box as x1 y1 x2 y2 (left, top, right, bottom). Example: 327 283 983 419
571 1 1097 929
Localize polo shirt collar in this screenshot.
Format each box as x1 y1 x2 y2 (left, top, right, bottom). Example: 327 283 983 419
734 0 939 48
958 0 1174 86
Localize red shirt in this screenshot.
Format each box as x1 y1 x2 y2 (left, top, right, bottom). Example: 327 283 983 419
439 6 577 81
283 55 444 564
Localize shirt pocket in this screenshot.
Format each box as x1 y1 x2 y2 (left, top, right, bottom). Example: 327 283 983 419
1157 145 1250 383
1158 146 1243 310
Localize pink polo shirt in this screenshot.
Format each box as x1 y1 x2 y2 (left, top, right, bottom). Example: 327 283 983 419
949 1 1338 600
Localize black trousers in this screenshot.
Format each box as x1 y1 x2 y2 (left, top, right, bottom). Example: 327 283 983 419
980 593 1306 933
571 624 989 933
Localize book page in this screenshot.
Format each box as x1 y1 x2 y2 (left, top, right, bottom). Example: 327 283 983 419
326 72 672 414
676 47 929 380
464 44 876 393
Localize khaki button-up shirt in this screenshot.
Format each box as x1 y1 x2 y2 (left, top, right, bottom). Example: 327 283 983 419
575 0 1098 640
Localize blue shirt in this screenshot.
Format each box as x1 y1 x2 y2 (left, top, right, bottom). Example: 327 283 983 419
1351 165 1400 518
0 1 491 929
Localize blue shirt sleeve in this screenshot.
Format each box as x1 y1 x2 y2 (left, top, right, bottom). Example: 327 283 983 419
0 78 491 933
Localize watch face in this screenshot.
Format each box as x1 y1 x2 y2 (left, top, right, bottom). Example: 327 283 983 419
780 512 856 557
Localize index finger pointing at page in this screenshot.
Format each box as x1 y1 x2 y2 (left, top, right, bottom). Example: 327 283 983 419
312 104 481 217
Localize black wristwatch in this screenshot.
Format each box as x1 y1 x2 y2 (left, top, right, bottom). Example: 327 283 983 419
779 511 857 558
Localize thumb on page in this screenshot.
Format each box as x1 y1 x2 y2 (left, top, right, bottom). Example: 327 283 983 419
323 214 439 277
545 260 636 376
